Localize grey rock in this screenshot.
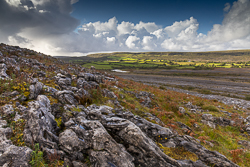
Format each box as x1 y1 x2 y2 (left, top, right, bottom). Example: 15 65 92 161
55 90 78 105
177 122 192 131
11 94 27 101
0 145 32 166
0 63 9 79
87 105 113 115
180 141 239 167
76 78 86 89
201 120 216 129
161 138 176 148
0 120 7 128
58 77 72 89
135 91 154 108
72 161 88 167
179 107 186 114
101 116 180 167
43 85 58 94
23 95 59 149
102 89 117 99
144 112 165 126
177 160 208 167
59 129 85 154
202 114 214 122
0 91 19 98
0 104 14 116
37 71 46 77
0 127 12 142
238 140 250 148
64 157 73 167
245 116 250 123
201 114 216 129
115 111 174 143
69 119 135 167
14 112 22 121
29 81 43 99
0 118 32 166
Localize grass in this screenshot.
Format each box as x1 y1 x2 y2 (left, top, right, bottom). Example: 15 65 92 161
158 143 198 161
202 105 220 112
58 51 250 70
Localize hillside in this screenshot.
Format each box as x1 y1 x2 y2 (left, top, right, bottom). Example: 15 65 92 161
0 43 250 167
58 50 250 70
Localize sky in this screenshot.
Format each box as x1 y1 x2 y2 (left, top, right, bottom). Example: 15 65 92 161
0 0 250 56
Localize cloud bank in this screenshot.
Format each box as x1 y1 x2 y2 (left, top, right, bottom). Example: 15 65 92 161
0 0 250 56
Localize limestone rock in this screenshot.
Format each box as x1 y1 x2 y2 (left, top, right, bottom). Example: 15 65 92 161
101 116 181 167
55 90 78 105
0 104 14 116
180 141 239 167
23 95 59 149
29 81 43 99
0 145 32 166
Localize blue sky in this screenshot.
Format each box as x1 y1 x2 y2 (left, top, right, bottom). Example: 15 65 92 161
0 0 250 56
71 0 235 34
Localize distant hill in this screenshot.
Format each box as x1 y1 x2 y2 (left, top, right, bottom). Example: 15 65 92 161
57 50 250 70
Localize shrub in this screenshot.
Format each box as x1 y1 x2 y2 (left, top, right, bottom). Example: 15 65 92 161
10 119 26 146
158 143 198 161
245 95 250 100
202 105 219 112
30 144 48 167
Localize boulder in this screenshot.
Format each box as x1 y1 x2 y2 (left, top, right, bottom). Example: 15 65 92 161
101 116 180 167
0 63 9 79
59 129 85 154
180 141 239 167
55 90 78 105
0 104 14 116
0 145 32 166
65 118 135 167
29 81 43 99
115 110 174 143
23 95 59 149
58 77 72 89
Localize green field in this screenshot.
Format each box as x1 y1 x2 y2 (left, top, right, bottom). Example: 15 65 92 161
58 50 250 70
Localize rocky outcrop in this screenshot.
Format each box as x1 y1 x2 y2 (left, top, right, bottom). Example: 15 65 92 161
29 81 43 99
101 116 180 167
54 90 78 105
201 114 234 129
0 63 9 79
23 95 59 149
0 117 32 166
0 104 14 116
179 140 239 167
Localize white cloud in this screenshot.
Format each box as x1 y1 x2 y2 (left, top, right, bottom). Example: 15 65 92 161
5 0 21 7
81 17 118 34
135 21 159 33
117 21 134 35
224 3 231 12
71 0 79 4
107 37 116 42
151 29 164 39
206 0 250 42
1 0 250 56
126 36 140 49
142 36 155 50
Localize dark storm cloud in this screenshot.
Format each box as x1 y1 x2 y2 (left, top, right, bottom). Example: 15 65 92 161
0 0 79 41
